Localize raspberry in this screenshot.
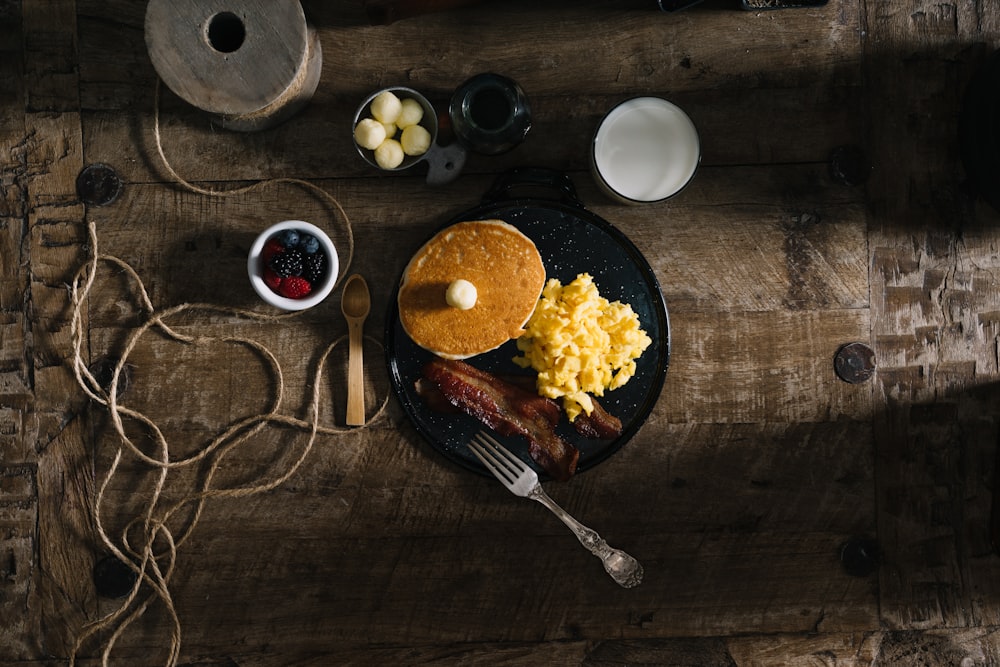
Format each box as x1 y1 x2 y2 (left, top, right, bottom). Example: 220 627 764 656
262 238 284 263
262 267 283 292
268 248 304 277
278 276 312 299
303 251 326 283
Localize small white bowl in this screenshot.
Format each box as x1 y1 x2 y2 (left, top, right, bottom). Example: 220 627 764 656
247 220 339 311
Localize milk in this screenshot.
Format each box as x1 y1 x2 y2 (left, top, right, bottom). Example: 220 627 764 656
591 97 700 204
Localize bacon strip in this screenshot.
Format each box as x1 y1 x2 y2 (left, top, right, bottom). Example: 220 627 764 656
573 399 623 440
414 377 461 414
416 373 623 441
421 359 580 481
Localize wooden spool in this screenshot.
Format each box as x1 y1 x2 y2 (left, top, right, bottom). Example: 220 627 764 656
144 0 322 131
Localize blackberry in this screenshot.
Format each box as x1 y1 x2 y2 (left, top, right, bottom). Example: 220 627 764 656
298 233 320 254
268 248 304 277
303 251 326 283
277 229 300 248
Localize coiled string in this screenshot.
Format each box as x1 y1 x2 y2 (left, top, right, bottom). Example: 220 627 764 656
68 79 389 666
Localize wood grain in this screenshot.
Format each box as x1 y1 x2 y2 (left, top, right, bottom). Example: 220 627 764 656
6 0 1000 664
864 0 1000 637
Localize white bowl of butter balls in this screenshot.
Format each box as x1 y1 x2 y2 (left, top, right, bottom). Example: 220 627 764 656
353 87 437 171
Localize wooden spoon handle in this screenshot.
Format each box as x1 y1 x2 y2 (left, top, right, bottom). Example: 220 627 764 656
346 323 365 425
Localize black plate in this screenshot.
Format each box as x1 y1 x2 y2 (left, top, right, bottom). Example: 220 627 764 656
385 169 670 478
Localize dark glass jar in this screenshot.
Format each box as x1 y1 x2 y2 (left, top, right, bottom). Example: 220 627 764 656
449 73 531 155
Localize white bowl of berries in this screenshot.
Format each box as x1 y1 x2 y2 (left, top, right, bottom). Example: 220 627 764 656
248 220 339 311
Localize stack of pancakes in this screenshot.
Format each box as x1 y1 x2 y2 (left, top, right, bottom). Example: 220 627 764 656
398 219 545 359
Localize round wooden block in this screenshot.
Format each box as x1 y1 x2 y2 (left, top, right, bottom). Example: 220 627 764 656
145 0 321 129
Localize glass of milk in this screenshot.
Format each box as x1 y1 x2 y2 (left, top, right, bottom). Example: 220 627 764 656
590 97 700 204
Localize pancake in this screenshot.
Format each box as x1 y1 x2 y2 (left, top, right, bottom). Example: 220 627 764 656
398 220 546 359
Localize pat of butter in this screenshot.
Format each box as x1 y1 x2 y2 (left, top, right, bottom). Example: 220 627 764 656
445 279 477 310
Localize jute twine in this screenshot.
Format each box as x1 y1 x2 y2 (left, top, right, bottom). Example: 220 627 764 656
68 79 389 666
215 25 322 131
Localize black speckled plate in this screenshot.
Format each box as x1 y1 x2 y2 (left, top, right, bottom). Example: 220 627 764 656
385 168 670 478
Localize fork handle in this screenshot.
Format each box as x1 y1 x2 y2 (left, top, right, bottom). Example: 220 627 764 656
529 487 644 588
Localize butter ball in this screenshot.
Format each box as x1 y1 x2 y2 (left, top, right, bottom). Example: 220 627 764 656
374 138 405 169
445 279 477 310
400 124 432 156
396 98 424 128
370 90 402 124
354 118 387 151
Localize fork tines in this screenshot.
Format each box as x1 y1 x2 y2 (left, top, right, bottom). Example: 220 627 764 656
469 431 523 484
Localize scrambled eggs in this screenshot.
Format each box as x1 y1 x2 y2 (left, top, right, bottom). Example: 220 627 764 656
514 273 651 421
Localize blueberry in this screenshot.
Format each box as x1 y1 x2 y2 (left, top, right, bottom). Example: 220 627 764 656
278 229 300 248
298 233 320 254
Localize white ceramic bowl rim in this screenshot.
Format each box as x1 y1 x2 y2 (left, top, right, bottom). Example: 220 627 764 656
247 220 339 311
591 96 701 204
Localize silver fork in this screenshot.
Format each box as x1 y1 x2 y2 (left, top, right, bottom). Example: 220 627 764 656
469 431 644 588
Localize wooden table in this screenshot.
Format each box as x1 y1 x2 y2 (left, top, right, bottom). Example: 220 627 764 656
4 0 1000 664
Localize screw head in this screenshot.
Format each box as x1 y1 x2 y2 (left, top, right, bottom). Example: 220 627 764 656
87 357 133 397
835 342 876 384
840 537 880 577
93 555 138 599
829 145 870 186
76 163 123 206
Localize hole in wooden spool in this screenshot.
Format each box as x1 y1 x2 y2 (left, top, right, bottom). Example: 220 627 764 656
206 12 245 53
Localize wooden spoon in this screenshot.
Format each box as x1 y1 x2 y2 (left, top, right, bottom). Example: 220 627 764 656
341 274 371 426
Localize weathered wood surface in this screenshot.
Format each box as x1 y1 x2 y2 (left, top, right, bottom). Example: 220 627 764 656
5 0 1000 664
